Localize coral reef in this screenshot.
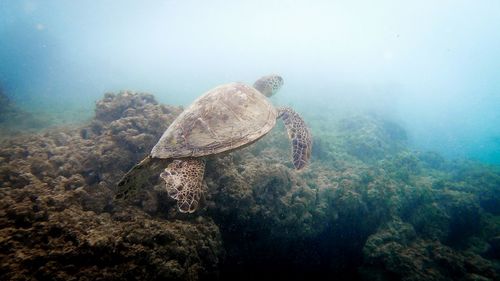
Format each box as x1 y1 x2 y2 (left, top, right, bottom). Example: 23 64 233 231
336 115 407 162
0 91 499 281
362 220 497 281
0 92 223 280
0 188 222 280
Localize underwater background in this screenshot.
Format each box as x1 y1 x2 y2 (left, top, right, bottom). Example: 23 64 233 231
1 1 500 280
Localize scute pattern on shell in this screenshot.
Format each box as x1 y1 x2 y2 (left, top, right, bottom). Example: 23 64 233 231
151 83 277 159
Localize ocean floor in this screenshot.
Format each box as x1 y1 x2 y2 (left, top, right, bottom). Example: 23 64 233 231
0 91 499 281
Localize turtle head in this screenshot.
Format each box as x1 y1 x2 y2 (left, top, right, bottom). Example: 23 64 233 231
253 74 284 97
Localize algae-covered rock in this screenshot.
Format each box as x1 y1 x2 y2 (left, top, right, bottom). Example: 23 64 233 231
0 92 224 280
449 163 500 216
0 91 182 193
1 90 499 281
337 115 407 162
362 220 498 281
0 184 222 280
397 186 482 246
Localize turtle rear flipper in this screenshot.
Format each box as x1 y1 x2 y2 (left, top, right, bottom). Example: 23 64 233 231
160 159 206 213
116 156 168 200
278 107 312 170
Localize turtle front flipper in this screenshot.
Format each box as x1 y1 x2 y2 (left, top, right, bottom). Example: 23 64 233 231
160 158 206 213
277 107 312 170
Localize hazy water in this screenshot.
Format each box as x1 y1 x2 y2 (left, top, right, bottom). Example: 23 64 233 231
1 0 500 163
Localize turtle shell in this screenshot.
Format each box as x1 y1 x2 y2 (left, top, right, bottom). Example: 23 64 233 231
151 82 277 159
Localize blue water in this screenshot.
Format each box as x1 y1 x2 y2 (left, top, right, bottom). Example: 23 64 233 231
1 0 500 163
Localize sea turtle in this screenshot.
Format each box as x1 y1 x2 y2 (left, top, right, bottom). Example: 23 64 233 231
116 75 312 213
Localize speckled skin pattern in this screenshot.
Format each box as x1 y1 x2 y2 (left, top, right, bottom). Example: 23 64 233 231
278 107 312 170
160 159 206 213
253 74 284 97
